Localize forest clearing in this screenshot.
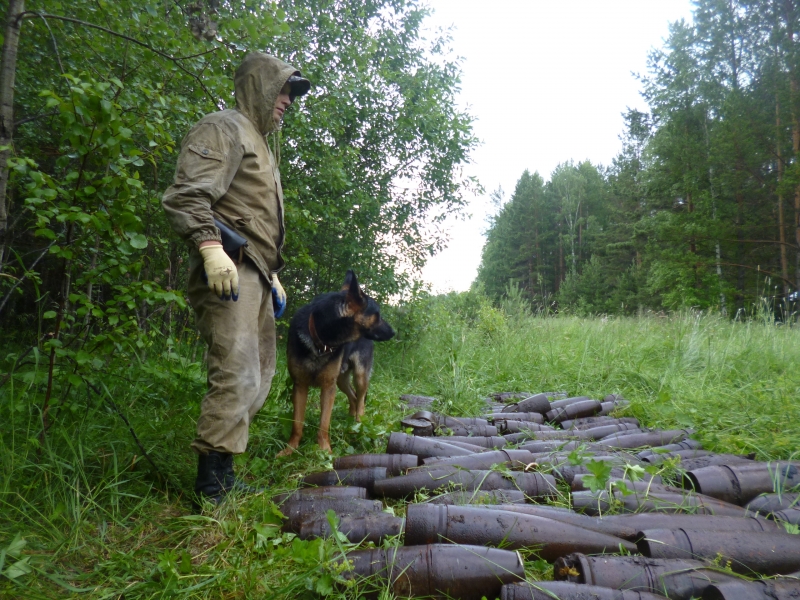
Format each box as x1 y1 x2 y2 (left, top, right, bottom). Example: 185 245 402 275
1 0 800 598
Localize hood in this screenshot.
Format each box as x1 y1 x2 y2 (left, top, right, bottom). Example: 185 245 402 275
234 53 300 135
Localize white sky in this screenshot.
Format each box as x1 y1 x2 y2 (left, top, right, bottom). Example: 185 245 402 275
418 0 696 293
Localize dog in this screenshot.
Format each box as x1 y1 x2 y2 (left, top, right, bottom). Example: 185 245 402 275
276 270 395 456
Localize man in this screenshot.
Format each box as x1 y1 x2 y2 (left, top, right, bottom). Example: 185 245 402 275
162 53 310 504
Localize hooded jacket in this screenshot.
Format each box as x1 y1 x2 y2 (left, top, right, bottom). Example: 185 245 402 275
162 53 301 280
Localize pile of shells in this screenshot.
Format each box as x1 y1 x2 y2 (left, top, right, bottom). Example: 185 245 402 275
273 391 800 600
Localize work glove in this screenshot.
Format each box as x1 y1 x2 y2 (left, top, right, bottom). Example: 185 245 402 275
271 274 286 318
199 243 239 301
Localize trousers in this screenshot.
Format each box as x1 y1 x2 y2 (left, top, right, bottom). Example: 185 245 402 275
187 255 276 454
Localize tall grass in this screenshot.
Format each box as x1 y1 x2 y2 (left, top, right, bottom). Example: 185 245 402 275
1 290 798 598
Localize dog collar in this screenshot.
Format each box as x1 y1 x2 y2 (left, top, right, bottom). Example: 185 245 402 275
308 313 337 356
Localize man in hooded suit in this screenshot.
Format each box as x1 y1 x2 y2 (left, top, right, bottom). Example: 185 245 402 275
162 53 310 504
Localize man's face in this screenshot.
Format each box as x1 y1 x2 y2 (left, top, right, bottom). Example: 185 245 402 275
273 82 293 124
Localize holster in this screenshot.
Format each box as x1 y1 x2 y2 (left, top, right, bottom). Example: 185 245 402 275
214 218 248 263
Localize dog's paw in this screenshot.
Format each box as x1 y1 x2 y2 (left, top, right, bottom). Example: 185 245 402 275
276 446 295 458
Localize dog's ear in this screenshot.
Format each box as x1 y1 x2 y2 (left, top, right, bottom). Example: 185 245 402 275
343 270 366 309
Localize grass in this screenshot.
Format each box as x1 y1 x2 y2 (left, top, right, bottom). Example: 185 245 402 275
1 291 799 598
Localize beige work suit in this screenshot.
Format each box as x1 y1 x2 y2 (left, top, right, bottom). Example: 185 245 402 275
162 53 300 454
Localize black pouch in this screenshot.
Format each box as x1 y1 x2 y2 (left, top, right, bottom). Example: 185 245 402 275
214 218 248 263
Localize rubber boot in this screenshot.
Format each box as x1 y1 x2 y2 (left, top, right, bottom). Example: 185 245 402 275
222 454 265 495
194 450 231 506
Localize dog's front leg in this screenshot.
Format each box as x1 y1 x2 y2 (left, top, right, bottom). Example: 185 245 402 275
354 369 370 421
277 382 309 457
317 380 337 453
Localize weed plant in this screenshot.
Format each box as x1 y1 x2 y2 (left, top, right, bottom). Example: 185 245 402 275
1 288 799 598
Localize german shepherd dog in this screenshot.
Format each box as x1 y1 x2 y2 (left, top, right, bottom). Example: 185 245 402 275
276 271 395 456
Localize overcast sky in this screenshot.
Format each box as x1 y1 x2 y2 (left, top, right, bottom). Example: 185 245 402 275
418 0 696 293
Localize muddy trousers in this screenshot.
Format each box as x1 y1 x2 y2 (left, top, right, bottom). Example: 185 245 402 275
188 257 276 455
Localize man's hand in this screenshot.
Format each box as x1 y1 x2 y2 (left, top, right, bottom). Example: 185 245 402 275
199 243 239 300
271 274 286 318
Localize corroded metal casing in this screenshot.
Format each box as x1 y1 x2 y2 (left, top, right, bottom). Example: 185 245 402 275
489 412 545 424
546 400 603 424
598 429 694 449
440 435 507 448
339 544 525 600
490 391 535 403
504 430 581 443
298 512 404 544
704 578 800 600
299 467 388 494
636 439 704 459
425 489 528 505
572 489 748 517
520 440 607 453
550 395 592 408
677 454 756 471
420 449 535 470
562 416 640 430
745 492 800 515
438 439 489 453
437 416 490 427
570 473 664 492
771 507 800 524
684 462 800 506
372 468 557 500
579 422 642 440
272 485 369 504
637 528 800 575
599 512 788 541
511 393 552 414
386 432 477 458
281 497 384 533
554 553 741 600
333 453 419 476
640 449 712 463
400 416 434 436
501 581 672 599
496 420 555 434
438 424 498 437
405 504 636 559
400 394 437 409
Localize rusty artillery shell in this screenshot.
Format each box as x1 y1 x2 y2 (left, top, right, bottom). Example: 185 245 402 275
636 439 704 459
554 553 741 600
273 486 369 504
401 394 437 409
300 467 388 494
599 512 788 540
598 429 694 449
521 440 608 453
570 473 664 492
501 581 671 600
641 449 713 463
638 528 800 575
339 543 525 600
372 468 557 500
441 435 507 448
490 412 545 424
676 454 755 471
496 420 556 434
491 391 536 402
400 416 434 436
298 512 404 544
410 410 437 422
438 424 498 437
281 497 384 532
772 507 800 525
386 432 478 458
405 504 637 559
550 395 592 408
563 416 641 430
439 439 489 452
511 393 553 414
426 489 528 505
438 415 490 427
420 449 535 470
684 462 800 505
505 430 582 444
572 490 749 517
546 400 603 424
333 453 419 476
745 492 800 514
704 578 800 599
571 477 689 494
579 423 643 440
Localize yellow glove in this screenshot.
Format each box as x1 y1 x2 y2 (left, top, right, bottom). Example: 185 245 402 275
199 243 239 300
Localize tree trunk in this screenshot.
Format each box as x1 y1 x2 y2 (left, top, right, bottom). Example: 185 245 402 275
777 93 790 296
787 0 800 290
0 0 25 250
